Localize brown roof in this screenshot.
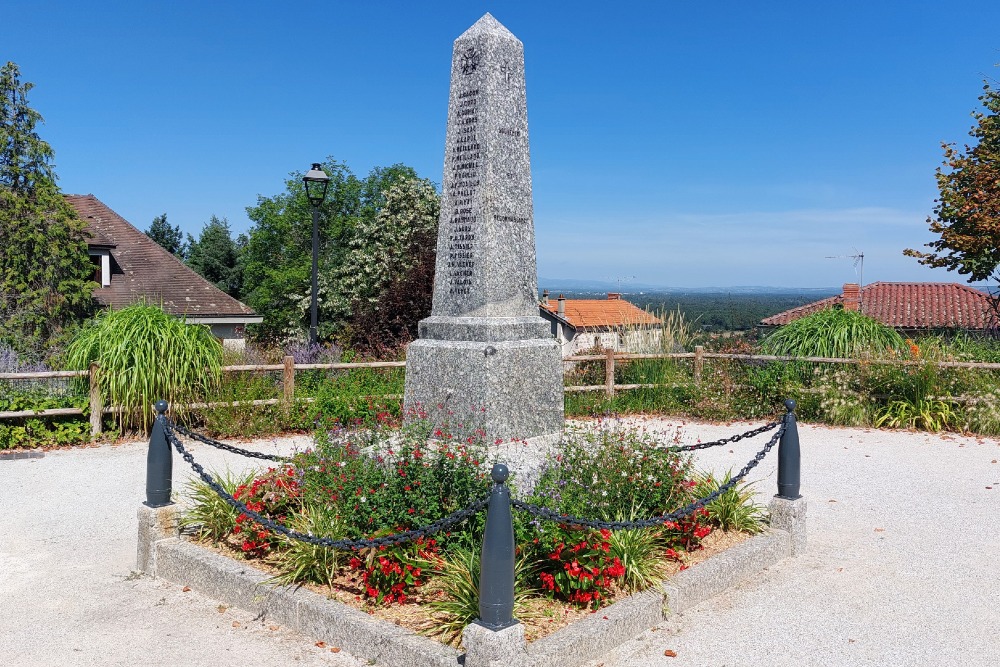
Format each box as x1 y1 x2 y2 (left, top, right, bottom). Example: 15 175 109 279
66 194 257 319
540 294 660 329
761 282 996 330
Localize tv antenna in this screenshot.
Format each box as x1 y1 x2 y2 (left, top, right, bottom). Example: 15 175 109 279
605 275 636 291
825 250 864 289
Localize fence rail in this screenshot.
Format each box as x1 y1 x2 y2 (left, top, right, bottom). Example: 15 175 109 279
5 349 1000 433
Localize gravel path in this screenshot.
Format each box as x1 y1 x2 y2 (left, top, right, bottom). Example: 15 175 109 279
1 421 997 667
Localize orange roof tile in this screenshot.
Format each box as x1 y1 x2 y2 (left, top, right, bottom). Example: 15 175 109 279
761 282 996 329
540 298 660 329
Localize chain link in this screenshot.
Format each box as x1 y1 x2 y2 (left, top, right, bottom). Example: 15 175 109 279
164 419 488 550
666 420 780 452
512 419 787 531
170 422 291 462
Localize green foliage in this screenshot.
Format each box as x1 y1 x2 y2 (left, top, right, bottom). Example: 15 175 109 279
692 471 766 534
760 308 905 359
0 61 95 361
65 302 223 432
145 213 186 258
874 399 959 431
905 83 1000 316
608 527 670 593
310 367 405 427
241 160 439 344
181 468 256 541
267 502 344 588
424 547 536 644
186 215 243 297
528 422 694 523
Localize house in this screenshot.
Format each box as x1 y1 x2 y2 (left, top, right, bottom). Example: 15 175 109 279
539 291 662 357
66 194 261 349
761 282 997 334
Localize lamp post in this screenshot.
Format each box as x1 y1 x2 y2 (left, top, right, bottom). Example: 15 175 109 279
303 163 330 345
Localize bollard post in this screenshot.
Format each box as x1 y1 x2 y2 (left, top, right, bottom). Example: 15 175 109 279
776 399 801 499
145 400 173 507
477 463 517 630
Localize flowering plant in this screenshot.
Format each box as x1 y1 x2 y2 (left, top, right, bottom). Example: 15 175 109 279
231 465 301 556
536 526 625 608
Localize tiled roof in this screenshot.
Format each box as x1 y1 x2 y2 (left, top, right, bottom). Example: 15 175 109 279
540 297 660 329
761 282 996 329
66 194 257 319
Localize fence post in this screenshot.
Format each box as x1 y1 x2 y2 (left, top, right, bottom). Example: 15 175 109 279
88 362 102 437
694 345 704 385
283 355 295 406
605 348 615 398
777 399 801 499
477 463 516 630
145 400 173 507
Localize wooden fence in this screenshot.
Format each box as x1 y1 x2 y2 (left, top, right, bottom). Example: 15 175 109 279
4 346 1000 434
0 357 404 435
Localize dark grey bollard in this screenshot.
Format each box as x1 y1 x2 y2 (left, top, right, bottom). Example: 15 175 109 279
776 399 801 499
145 400 173 507
477 463 517 630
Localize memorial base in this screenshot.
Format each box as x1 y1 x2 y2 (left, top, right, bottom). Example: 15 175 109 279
404 336 563 442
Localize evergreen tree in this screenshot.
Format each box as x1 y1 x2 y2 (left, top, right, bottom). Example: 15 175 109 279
0 61 94 361
186 215 242 297
146 212 185 258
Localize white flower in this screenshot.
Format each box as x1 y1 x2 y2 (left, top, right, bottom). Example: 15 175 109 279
359 496 367 503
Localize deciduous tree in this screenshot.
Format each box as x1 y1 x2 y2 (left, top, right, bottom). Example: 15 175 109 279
905 82 1000 323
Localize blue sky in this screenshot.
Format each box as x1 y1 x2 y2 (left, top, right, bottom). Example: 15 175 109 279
6 1 1000 288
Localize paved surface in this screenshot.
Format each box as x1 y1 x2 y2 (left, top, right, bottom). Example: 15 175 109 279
1 421 997 667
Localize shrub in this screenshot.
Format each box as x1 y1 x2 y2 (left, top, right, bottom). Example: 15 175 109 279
692 471 766 534
760 308 905 359
65 302 222 432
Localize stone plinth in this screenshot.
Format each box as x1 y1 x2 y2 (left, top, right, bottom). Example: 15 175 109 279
404 13 563 441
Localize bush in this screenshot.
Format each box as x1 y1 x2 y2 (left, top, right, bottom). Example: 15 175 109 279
66 302 222 432
760 308 905 359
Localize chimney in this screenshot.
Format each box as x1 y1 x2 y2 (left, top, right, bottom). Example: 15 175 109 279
542 289 549 307
557 294 565 317
607 292 621 300
843 283 860 312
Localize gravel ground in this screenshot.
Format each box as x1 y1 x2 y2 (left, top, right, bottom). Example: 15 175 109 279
1 420 997 667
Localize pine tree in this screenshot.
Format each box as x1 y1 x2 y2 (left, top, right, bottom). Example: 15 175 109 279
146 212 185 258
186 215 242 297
0 61 94 361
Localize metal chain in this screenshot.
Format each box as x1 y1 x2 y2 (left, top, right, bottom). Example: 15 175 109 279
511 419 787 531
666 420 780 452
170 421 291 462
163 420 488 550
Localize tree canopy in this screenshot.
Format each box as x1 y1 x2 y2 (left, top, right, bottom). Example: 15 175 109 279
186 215 243 298
0 61 94 361
241 159 439 348
146 213 186 258
905 83 1000 284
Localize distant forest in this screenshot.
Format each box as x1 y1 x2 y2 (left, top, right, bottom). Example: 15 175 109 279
558 290 837 332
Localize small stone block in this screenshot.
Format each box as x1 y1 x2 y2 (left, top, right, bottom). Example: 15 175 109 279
462 622 528 667
136 503 179 574
769 495 807 555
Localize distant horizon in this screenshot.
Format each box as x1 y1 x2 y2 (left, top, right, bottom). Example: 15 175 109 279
7 1 1000 286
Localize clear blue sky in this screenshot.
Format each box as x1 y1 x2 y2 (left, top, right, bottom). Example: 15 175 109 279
6 1 1000 288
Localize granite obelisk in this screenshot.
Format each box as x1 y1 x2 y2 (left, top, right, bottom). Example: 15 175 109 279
403 13 563 441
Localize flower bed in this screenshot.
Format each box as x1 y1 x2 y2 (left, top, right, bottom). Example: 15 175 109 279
180 416 767 645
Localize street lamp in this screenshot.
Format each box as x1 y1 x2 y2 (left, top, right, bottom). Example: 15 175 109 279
303 163 330 345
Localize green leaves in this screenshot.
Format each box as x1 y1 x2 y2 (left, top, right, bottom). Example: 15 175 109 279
65 302 223 432
760 308 905 359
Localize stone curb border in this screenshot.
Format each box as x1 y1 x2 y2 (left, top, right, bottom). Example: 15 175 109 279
0 449 45 460
138 496 806 667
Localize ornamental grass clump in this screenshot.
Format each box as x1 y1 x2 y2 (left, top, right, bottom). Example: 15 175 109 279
66 302 222 432
760 307 905 359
